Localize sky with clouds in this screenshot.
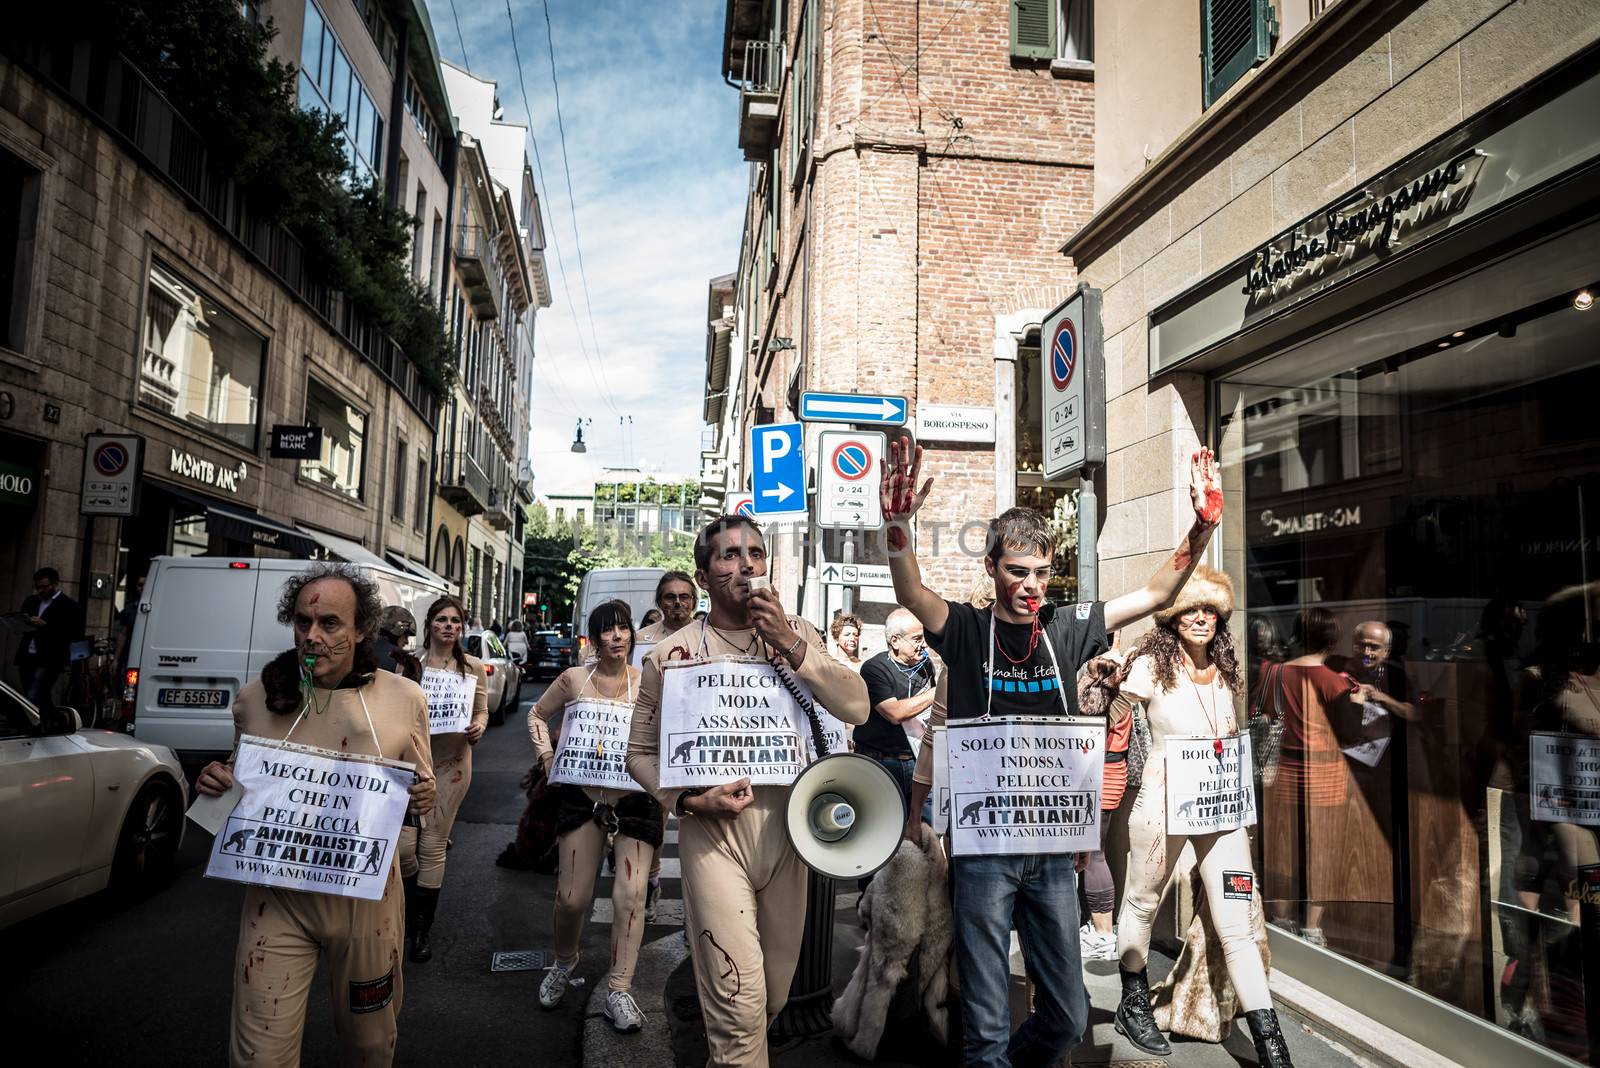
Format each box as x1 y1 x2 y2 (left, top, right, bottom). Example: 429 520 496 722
421 0 745 495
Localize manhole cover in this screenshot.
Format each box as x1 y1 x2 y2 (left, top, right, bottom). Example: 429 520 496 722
490 950 551 972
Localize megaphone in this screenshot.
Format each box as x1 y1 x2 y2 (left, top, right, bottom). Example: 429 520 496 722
785 753 906 881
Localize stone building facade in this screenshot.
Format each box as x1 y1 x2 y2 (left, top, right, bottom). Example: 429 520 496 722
0 1 456 681
711 0 1099 633
1062 1 1600 1063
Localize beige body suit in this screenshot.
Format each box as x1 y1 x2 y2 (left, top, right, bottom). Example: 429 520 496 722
1114 654 1271 1011
632 620 674 881
397 653 488 888
226 669 433 1068
530 664 656 991
626 617 869 1068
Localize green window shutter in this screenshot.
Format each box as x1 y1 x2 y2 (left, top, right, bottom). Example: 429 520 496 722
1010 0 1056 61
1202 0 1279 107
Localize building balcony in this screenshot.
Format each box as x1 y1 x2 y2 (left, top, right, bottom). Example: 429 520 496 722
439 450 490 517
454 225 502 319
738 40 780 162
485 483 514 531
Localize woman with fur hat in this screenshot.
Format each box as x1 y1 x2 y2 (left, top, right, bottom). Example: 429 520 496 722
1110 566 1293 1068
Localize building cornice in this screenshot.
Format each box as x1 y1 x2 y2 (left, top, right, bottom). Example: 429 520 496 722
1059 0 1412 266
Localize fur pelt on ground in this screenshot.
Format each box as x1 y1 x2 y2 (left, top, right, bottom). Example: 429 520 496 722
1151 864 1272 1042
833 823 953 1059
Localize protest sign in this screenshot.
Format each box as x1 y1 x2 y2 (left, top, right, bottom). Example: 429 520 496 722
946 716 1103 857
550 698 639 790
932 728 950 834
1164 732 1257 835
205 735 413 901
420 667 474 734
658 657 803 787
631 642 658 670
1530 732 1600 826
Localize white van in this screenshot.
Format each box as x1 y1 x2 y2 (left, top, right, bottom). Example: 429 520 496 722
123 556 448 766
571 567 667 662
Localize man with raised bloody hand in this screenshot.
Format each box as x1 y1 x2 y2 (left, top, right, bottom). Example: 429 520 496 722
881 442 1224 1068
626 516 869 1067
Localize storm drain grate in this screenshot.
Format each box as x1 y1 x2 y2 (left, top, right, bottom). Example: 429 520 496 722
490 950 551 972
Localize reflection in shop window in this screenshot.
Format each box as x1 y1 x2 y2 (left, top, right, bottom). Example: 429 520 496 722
172 514 208 557
300 377 366 499
138 261 263 450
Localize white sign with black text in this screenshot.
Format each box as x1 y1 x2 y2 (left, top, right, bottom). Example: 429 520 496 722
419 667 474 735
915 404 997 444
932 727 950 834
1530 732 1600 827
204 735 413 901
1164 733 1257 835
658 658 806 788
631 642 659 669
946 716 1104 857
551 698 639 791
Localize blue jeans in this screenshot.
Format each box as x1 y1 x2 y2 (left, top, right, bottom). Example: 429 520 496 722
952 853 1088 1068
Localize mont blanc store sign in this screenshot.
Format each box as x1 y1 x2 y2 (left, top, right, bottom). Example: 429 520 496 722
170 447 248 494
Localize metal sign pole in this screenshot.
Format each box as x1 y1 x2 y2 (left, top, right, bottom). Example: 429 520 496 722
841 533 856 615
1077 468 1098 602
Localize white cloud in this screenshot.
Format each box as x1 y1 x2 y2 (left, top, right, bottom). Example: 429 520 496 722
424 0 746 483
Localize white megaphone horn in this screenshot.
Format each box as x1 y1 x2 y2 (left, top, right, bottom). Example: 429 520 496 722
785 753 906 881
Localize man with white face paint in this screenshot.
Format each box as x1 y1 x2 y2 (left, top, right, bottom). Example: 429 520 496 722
626 516 869 1067
882 442 1225 1068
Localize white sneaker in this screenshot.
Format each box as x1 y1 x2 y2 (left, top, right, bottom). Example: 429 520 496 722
539 958 577 1008
1080 926 1117 962
605 989 645 1033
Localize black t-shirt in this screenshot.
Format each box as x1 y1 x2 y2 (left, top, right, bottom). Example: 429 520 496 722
857 650 936 753
927 600 1109 721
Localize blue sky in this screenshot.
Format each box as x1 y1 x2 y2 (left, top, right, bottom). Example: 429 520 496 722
422 0 745 493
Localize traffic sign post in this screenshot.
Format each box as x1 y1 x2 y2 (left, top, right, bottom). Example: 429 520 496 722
749 422 808 518
816 429 883 530
1041 287 1106 481
81 433 144 517
725 494 757 519
799 391 908 427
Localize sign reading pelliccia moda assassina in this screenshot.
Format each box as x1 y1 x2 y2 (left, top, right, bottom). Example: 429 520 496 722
1243 149 1487 306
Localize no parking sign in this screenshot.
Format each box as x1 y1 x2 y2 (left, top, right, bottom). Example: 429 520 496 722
81 433 144 517
817 429 883 529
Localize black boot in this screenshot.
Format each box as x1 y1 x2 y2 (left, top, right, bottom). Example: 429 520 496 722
401 875 419 946
410 885 440 963
1245 1008 1294 1068
1114 968 1170 1056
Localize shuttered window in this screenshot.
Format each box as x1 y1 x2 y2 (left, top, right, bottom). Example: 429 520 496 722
1009 0 1056 61
1201 0 1278 107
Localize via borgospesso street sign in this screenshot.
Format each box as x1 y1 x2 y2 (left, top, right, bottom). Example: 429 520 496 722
1040 286 1106 482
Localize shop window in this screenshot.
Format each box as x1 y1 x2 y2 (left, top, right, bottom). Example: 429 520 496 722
138 261 264 450
300 376 367 499
1216 272 1600 1060
0 147 42 355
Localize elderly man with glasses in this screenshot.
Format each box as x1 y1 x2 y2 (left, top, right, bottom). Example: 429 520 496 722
857 608 937 814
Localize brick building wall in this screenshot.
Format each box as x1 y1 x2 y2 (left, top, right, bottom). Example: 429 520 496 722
0 58 434 647
729 0 1096 620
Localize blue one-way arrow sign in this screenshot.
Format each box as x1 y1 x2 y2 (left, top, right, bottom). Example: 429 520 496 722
800 391 908 426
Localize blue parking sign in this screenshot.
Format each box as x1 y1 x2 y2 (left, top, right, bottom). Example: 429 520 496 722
750 422 805 516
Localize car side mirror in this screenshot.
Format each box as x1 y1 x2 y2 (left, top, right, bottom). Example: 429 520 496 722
43 706 82 735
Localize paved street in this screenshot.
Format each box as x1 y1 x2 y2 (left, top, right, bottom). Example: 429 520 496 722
0 679 683 1066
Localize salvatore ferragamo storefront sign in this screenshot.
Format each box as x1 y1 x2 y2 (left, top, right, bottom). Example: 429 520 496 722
1243 149 1487 305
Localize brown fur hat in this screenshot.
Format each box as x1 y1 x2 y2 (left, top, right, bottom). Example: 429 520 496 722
1155 565 1234 625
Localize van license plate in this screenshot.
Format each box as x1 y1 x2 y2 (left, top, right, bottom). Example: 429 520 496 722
157 688 228 708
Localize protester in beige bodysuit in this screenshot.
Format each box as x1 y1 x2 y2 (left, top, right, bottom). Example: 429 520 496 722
627 516 870 1067
195 564 436 1068
529 598 659 1033
397 595 488 963
631 571 698 913
1111 566 1289 1067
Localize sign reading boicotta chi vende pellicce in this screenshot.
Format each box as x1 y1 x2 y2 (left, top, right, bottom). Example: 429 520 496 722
204 735 413 901
551 699 638 790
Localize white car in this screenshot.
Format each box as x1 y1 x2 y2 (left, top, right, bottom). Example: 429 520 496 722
464 629 520 727
0 680 187 929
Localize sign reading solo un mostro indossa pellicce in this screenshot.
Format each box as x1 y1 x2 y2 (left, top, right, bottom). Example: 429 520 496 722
1243 148 1487 304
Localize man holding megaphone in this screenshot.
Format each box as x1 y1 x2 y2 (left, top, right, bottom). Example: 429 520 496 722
882 442 1224 1068
626 515 870 1067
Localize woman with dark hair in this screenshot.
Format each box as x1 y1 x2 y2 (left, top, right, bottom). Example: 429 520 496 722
528 598 660 1034
1111 567 1294 1068
398 595 489 963
831 612 864 668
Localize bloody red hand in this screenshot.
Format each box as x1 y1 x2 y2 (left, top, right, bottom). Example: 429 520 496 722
1190 447 1223 526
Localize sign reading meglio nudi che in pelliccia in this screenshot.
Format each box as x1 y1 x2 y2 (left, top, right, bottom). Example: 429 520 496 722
204 736 414 901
